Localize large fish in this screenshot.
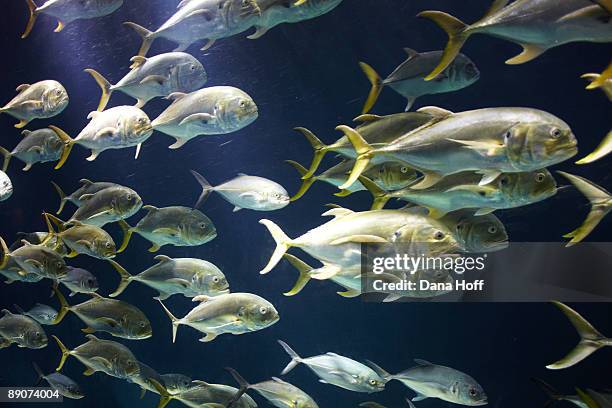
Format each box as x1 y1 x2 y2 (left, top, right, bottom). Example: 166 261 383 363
191 170 289 212
21 0 123 38
150 378 256 408
58 266 99 297
0 80 68 128
119 206 217 253
0 236 68 282
33 362 84 400
0 171 12 202
278 340 386 393
53 288 152 340
0 309 47 349
68 185 143 227
109 255 229 300
339 106 578 190
124 0 262 57
85 52 208 111
158 292 279 342
51 179 120 215
52 106 153 166
0 128 66 172
52 334 140 379
152 87 258 149
13 303 58 325
360 49 480 113
438 210 509 253
419 0 612 80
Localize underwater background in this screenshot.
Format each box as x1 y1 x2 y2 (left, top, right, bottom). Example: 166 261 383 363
0 0 611 407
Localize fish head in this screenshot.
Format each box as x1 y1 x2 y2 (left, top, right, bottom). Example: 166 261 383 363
43 250 69 279
118 356 141 379
174 58 208 92
94 237 117 259
265 187 291 209
0 171 13 201
450 212 508 253
361 373 386 392
162 374 193 395
369 162 418 190
392 224 460 255
241 299 279 329
42 82 69 116
216 94 258 131
184 211 217 244
125 109 153 142
452 378 488 406
113 188 143 218
46 133 65 153
129 316 153 339
197 270 229 295
451 54 481 86
498 169 556 205
24 323 48 349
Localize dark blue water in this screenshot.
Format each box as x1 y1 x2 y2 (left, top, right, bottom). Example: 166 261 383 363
1 1 611 407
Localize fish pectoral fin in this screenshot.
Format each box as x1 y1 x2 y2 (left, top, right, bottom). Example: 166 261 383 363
152 228 178 237
383 294 403 302
329 371 359 384
17 100 43 110
94 127 116 140
321 207 354 219
166 278 191 288
448 138 504 157
90 356 113 370
474 208 496 216
83 368 96 376
232 206 243 212
86 150 102 162
505 43 547 65
337 289 361 298
178 113 215 127
427 208 448 219
477 170 502 186
87 209 112 219
330 235 388 245
95 317 120 328
412 394 428 402
26 146 44 155
75 239 94 251
410 172 442 190
23 259 43 271
185 8 213 21
81 327 96 334
139 75 166 85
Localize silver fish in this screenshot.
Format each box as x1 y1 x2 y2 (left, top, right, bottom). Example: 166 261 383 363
152 87 258 149
0 257 44 285
0 309 47 349
33 362 84 399
533 378 591 408
0 128 65 172
0 237 68 282
69 185 143 227
160 373 194 395
59 267 99 296
439 210 509 253
0 171 12 202
0 80 68 128
51 178 120 215
129 362 165 398
151 378 257 408
13 303 58 325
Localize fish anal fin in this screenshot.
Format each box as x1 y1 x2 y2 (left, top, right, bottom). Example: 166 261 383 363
505 43 547 65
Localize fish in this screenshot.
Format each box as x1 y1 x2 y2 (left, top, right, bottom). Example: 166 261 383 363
33 362 84 400
109 255 229 300
0 171 12 202
51 106 153 167
158 292 279 343
85 52 208 111
68 185 143 227
296 111 436 179
191 170 290 212
258 207 459 274
278 340 386 393
0 236 69 282
438 210 509 253
547 301 612 370
582 61 612 101
160 373 194 395
124 0 262 57
9 232 67 254
578 389 612 408
151 87 258 149
532 378 591 408
226 367 319 408
119 206 217 253
53 287 152 340
0 309 47 349
419 0 612 81
21 0 123 38
128 361 165 399
51 179 120 215
150 377 256 408
556 172 611 246
0 128 67 172
52 334 140 379
59 266 99 297
359 399 415 408
0 256 44 285
576 130 612 164
286 160 418 201
0 80 68 128
360 49 480 113
339 106 578 190
366 359 487 405
359 169 557 218
13 303 58 325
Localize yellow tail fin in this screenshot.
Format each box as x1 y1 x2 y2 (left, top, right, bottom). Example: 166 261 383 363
0 236 9 270
117 220 133 253
51 335 71 372
108 259 132 298
48 126 74 170
293 127 330 179
358 175 391 210
84 69 113 112
282 253 313 296
359 62 383 114
123 22 155 57
336 125 374 190
285 160 317 201
258 219 293 274
21 0 38 39
52 287 71 325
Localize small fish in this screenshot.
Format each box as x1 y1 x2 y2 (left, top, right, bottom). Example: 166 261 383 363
419 0 612 80
226 367 319 408
52 334 140 379
0 171 12 202
278 340 385 393
85 52 208 111
119 206 217 253
192 170 289 212
0 236 68 282
582 61 612 101
0 80 68 128
360 49 479 113
33 362 84 400
532 378 591 408
0 257 44 285
152 87 258 149
576 130 612 164
161 373 194 395
438 210 509 253
547 301 612 370
109 255 229 300
359 399 415 408
557 172 611 246
51 179 120 215
150 377 256 408
52 106 153 167
59 267 99 296
21 0 123 38
0 309 47 349
13 303 58 325
53 288 152 340
578 389 612 408
0 128 66 172
158 292 279 343
366 359 487 405
68 185 143 227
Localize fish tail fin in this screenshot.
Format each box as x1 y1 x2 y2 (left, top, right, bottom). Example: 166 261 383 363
285 160 316 201
225 367 250 408
149 378 174 408
51 335 70 372
0 236 9 270
157 299 180 343
43 212 65 233
48 125 74 170
576 130 612 165
359 62 383 114
41 212 61 248
190 170 214 208
0 146 11 172
277 340 302 375
546 301 608 370
50 181 67 215
51 287 70 325
358 175 391 210
84 69 113 112
294 127 330 179
32 362 45 385
123 22 155 57
418 10 469 81
21 0 39 39
117 220 133 253
556 171 612 246
531 378 562 404
258 219 294 274
335 125 375 190
108 259 132 298
282 253 313 296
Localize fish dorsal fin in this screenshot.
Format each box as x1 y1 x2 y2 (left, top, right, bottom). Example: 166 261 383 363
403 47 420 60
591 0 612 14
87 111 101 121
129 56 147 69
166 92 187 102
21 130 32 137
154 255 173 263
89 292 104 299
484 0 510 19
414 359 434 366
79 179 94 186
177 0 190 8
271 377 287 384
143 205 159 213
353 114 383 123
416 106 453 119
321 208 354 219
326 352 341 357
1 309 13 316
85 334 101 342
16 84 31 93
78 194 94 201
192 380 210 386
21 240 33 246
237 172 248 177
192 295 213 303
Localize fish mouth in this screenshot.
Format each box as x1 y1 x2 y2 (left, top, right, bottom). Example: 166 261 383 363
472 399 488 406
487 239 509 251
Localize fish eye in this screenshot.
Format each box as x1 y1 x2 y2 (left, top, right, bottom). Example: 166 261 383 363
550 128 562 138
199 222 207 229
469 388 477 397
478 191 487 197
535 173 545 182
190 64 196 70
138 118 146 124
126 194 133 201
488 226 497 234
139 321 146 328
35 332 41 337
239 100 247 108
105 242 112 248
504 131 512 141
499 176 509 186
259 306 267 315
87 279 95 285
434 231 445 240
401 166 408 174
55 89 62 96
369 379 377 385
56 261 63 268
212 276 220 283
